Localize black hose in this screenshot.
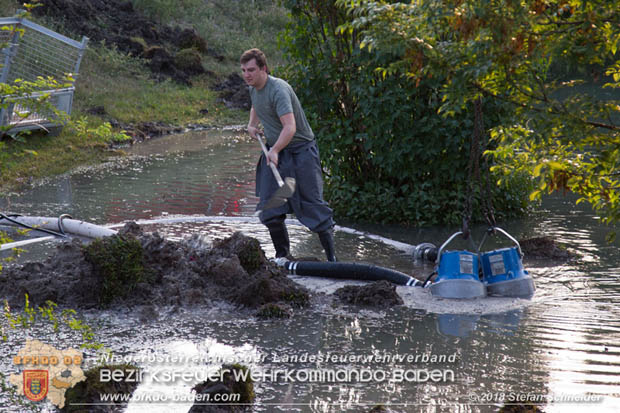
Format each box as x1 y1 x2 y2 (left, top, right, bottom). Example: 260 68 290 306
0 213 68 238
422 271 437 288
285 261 422 287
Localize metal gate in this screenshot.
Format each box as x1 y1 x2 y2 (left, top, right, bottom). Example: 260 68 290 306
0 12 88 133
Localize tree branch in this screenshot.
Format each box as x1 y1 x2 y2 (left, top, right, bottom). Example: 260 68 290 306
472 83 620 131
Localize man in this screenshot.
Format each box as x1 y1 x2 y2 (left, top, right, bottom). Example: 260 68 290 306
240 48 336 261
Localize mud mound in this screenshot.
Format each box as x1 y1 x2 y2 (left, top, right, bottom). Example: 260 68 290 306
520 236 574 260
0 224 309 311
207 234 310 308
213 73 251 110
335 280 403 308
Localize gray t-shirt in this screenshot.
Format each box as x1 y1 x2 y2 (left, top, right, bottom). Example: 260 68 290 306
249 75 314 147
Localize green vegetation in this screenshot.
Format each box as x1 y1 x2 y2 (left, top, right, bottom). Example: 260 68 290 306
256 303 292 318
235 236 264 273
281 289 310 308
278 0 530 225
0 228 26 272
2 294 102 349
83 235 147 306
332 0 620 232
225 363 255 405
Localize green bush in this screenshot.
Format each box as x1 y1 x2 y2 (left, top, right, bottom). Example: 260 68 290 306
278 0 531 225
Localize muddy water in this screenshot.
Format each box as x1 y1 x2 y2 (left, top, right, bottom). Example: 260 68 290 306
1 129 619 412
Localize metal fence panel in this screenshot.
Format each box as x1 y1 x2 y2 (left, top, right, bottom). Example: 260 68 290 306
0 13 88 133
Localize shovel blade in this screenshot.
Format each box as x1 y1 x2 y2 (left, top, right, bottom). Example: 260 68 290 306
262 177 296 210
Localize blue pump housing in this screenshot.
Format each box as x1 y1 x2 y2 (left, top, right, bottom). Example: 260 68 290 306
480 247 535 298
431 250 486 299
437 250 479 281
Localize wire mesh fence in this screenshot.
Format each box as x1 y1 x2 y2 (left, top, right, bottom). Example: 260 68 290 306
0 13 88 133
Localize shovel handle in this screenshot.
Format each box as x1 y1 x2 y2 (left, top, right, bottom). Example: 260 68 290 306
257 133 285 187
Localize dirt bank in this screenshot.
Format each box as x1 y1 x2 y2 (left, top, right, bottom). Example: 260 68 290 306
33 0 250 109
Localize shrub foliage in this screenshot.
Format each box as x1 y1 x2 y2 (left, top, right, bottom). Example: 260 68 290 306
277 0 530 225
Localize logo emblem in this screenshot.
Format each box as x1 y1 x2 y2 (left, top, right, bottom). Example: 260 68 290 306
23 370 48 402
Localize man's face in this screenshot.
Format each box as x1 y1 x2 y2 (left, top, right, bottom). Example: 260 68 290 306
241 58 266 87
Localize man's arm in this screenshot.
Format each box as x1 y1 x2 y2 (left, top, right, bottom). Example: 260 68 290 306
267 112 296 166
247 106 260 138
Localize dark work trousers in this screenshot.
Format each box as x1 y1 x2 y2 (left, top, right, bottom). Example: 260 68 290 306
256 139 334 234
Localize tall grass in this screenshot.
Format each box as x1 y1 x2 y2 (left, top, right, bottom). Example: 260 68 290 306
74 43 246 125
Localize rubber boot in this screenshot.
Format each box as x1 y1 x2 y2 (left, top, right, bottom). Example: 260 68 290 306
268 226 290 258
318 229 337 262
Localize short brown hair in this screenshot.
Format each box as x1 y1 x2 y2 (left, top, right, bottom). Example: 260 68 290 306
240 48 269 73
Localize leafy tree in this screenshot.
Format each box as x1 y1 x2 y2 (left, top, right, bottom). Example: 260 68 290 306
335 0 620 235
278 0 531 226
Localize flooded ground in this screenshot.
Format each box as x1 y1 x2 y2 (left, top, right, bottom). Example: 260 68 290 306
1 129 619 412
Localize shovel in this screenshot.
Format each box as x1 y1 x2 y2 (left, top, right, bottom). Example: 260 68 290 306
256 133 296 211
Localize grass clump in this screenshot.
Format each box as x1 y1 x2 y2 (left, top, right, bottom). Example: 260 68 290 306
281 290 310 308
192 363 255 407
236 237 264 274
83 235 147 306
256 303 292 319
175 48 205 75
63 364 140 413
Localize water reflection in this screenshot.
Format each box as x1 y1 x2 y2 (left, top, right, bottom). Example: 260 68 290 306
436 314 481 337
0 130 260 223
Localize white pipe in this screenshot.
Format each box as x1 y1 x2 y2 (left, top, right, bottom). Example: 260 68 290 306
334 225 416 254
0 216 117 238
0 236 56 251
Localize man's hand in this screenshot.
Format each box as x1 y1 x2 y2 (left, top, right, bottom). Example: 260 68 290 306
266 147 279 167
248 125 260 139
